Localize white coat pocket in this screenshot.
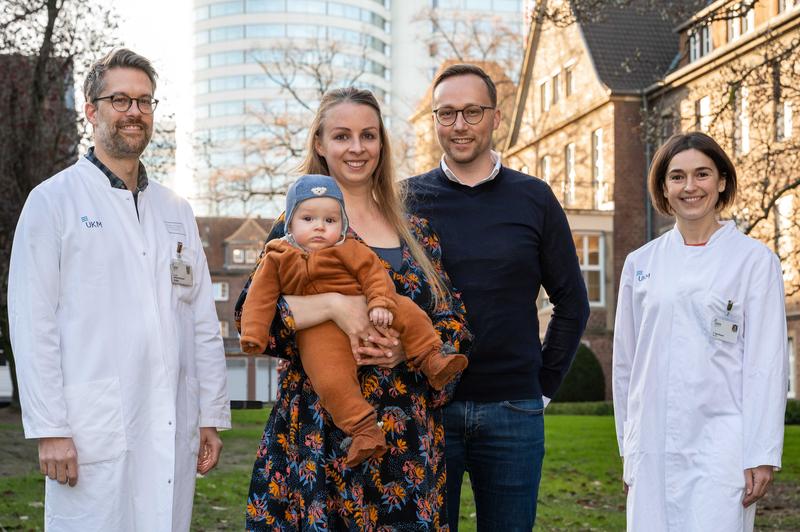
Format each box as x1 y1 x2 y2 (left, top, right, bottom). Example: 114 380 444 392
62 377 126 464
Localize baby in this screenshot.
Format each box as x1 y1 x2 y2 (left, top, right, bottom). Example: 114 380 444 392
240 174 468 466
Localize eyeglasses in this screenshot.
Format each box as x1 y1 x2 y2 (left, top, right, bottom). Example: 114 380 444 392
432 105 494 126
93 94 159 114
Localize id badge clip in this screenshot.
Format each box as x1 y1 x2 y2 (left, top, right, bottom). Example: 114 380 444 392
711 300 739 343
171 241 193 287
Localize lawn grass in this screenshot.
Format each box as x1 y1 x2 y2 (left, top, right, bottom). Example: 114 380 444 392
1 408 798 531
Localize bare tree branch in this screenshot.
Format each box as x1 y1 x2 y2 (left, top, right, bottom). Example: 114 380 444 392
0 0 120 407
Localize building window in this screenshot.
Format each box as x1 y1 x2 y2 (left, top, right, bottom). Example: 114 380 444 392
701 24 712 56
209 25 245 43
213 282 230 302
728 4 755 40
779 101 794 141
564 143 576 206
210 50 245 67
209 76 245 92
195 31 209 45
565 65 574 97
219 320 230 338
246 0 286 11
209 101 244 118
727 10 740 42
195 6 209 20
552 72 561 105
734 85 750 154
539 80 551 113
659 112 675 144
742 5 755 34
246 248 259 264
539 154 551 183
287 0 325 14
574 233 605 306
592 129 610 210
689 29 699 62
689 24 711 62
210 1 244 18
777 194 794 259
695 95 711 132
774 63 794 141
232 248 245 264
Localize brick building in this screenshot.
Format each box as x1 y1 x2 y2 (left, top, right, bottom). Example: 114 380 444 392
409 60 517 175
415 0 800 399
196 216 279 402
644 0 800 398
501 3 691 397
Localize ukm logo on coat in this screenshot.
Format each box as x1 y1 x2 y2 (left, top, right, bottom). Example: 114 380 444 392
81 215 103 229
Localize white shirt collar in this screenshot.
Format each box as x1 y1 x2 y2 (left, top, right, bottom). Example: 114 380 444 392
440 150 501 187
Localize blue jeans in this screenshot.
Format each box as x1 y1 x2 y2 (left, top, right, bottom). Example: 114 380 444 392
443 399 545 531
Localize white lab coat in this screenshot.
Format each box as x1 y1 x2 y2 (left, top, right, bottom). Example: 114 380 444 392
8 157 231 531
613 221 788 532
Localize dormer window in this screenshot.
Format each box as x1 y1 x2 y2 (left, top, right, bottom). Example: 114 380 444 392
232 248 245 264
689 23 711 62
727 3 755 42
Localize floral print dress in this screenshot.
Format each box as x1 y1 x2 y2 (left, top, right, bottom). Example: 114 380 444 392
238 214 472 531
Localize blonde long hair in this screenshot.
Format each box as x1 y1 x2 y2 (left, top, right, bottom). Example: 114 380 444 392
299 87 448 308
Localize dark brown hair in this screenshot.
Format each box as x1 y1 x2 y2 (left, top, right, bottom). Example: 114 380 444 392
84 48 157 102
432 64 497 108
648 132 737 215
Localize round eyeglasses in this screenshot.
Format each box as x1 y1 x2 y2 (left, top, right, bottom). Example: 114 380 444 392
93 94 159 114
432 105 494 126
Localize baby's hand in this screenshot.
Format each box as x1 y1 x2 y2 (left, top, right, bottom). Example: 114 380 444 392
369 307 393 328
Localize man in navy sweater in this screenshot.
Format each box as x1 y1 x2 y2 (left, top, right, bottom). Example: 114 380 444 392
407 64 590 531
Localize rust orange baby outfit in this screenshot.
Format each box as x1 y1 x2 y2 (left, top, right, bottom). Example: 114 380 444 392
240 236 467 466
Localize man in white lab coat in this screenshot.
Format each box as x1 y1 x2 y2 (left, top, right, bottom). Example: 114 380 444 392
8 48 231 531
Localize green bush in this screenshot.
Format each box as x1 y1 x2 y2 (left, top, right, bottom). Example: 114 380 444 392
787 399 800 425
547 401 614 416
552 343 605 403
544 398 800 424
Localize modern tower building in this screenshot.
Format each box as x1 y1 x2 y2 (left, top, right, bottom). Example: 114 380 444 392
192 0 524 214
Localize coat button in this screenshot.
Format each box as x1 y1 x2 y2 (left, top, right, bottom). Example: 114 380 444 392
167 479 172 484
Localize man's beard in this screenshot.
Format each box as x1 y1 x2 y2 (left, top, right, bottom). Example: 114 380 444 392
96 119 152 159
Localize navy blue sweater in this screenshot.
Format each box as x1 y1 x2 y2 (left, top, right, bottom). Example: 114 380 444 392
407 166 590 401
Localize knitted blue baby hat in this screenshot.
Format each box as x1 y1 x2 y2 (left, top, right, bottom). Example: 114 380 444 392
285 174 349 240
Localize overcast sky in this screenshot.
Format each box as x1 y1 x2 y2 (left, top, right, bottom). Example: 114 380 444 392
113 0 195 198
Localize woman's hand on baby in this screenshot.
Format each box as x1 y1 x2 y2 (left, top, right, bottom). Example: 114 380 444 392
369 307 394 328
357 327 405 368
328 294 383 359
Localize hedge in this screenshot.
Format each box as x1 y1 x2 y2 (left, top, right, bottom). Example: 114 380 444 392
552 343 605 403
546 399 800 425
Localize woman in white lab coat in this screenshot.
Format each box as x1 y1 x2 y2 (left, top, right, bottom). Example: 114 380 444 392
613 132 788 531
